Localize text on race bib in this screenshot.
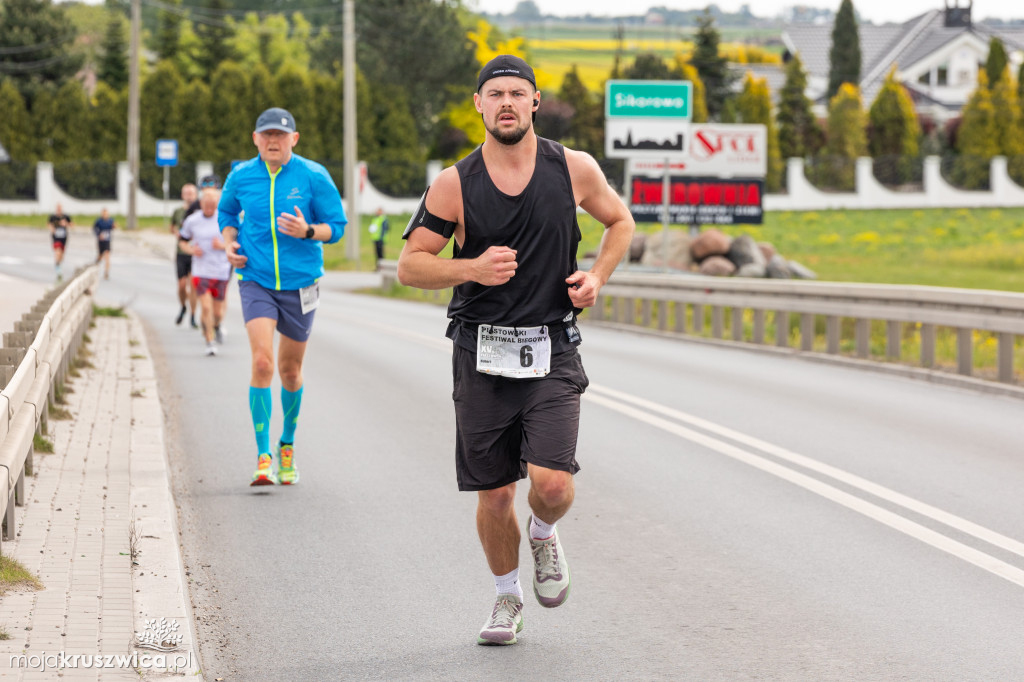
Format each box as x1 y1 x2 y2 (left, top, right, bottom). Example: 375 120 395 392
476 324 551 378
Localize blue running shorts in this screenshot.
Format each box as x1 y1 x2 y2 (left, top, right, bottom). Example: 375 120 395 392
238 280 317 342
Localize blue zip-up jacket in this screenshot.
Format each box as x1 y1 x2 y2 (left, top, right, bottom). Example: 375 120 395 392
218 153 347 291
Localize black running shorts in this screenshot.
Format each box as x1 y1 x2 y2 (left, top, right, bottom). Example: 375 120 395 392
176 253 192 279
452 344 588 491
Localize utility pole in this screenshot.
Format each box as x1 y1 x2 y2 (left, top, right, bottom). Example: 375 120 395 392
343 0 359 261
127 0 141 229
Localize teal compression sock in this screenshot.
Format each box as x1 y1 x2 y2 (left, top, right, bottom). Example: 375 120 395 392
249 386 272 456
280 385 303 444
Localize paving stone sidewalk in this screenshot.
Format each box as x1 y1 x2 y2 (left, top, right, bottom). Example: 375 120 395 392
0 314 202 680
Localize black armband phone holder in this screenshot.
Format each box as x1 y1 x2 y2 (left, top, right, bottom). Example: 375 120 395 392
402 187 455 240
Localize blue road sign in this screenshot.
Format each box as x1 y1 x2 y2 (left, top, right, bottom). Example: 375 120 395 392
156 139 178 167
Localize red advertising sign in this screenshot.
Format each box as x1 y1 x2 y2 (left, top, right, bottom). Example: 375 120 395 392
630 176 764 225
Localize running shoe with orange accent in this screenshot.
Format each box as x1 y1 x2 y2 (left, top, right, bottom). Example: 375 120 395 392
250 453 277 486
276 443 300 485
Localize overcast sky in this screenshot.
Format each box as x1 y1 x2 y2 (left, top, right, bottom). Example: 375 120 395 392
468 0 1019 25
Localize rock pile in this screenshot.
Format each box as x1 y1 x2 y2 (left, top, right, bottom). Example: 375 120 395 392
633 228 817 279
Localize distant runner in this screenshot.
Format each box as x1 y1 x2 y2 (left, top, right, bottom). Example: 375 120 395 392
179 188 231 356
170 183 199 328
93 207 116 280
48 203 73 281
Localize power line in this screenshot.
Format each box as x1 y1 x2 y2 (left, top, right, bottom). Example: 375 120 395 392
0 36 75 55
0 54 74 73
141 0 347 33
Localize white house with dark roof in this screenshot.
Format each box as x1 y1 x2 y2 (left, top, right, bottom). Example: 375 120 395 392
781 1 1024 122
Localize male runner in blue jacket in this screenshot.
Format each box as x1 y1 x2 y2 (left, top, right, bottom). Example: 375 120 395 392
219 107 348 486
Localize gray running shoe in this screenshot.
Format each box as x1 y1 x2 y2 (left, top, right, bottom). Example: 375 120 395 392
528 515 571 608
214 326 224 344
476 593 524 646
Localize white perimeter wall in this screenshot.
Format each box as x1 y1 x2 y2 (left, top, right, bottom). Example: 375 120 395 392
3 156 1024 220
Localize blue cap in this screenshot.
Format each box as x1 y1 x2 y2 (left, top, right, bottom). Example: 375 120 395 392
254 107 297 134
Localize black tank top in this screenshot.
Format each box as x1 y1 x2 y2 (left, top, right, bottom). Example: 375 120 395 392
445 137 582 352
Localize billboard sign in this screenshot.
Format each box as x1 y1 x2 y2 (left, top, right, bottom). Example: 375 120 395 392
629 176 764 225
626 124 767 177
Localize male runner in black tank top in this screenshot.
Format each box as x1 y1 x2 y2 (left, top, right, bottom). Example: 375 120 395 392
398 55 635 646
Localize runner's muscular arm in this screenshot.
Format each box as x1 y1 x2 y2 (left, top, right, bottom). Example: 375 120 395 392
564 148 635 308
397 167 518 290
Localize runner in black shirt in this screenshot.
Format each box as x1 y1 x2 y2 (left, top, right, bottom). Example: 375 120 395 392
397 55 635 646
48 203 73 281
170 184 199 327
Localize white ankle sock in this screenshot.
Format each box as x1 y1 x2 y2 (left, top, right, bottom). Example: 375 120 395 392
530 515 556 540
494 568 523 599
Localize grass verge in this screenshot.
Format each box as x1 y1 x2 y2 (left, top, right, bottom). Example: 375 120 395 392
0 553 43 596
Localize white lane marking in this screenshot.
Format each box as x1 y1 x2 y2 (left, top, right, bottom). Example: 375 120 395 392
584 391 1024 589
0 256 26 265
331 309 1024 587
588 383 1024 562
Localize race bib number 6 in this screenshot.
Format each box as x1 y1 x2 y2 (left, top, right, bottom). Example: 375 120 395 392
476 324 551 378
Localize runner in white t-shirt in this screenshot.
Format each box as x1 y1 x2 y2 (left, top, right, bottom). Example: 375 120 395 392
179 188 231 356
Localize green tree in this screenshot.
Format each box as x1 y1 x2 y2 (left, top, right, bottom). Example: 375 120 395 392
229 12 312 74
248 63 276 125
155 0 183 62
828 0 861 99
98 8 129 91
989 65 1024 183
310 70 342 161
365 81 424 196
672 58 708 123
623 53 674 80
178 79 212 163
51 79 91 161
691 9 735 120
208 61 252 163
30 85 60 160
140 60 185 164
273 64 320 160
777 53 823 159
823 82 866 190
868 67 920 184
195 0 237 80
736 72 783 191
511 1 542 22
173 19 204 81
0 79 35 160
557 65 603 156
355 0 476 139
985 37 1008 91
0 0 83 104
87 81 127 163
955 71 998 190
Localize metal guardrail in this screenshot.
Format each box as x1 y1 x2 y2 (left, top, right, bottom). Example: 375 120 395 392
0 266 97 549
378 260 1024 395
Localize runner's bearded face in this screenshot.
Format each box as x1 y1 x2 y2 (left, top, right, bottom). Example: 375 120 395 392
476 76 535 146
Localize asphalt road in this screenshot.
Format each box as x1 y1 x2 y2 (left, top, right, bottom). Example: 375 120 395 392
2 226 1023 680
